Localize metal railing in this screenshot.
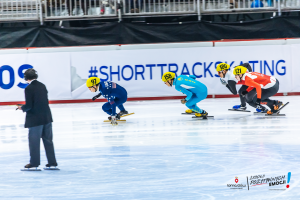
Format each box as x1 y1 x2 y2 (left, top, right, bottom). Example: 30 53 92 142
202 0 277 12
44 0 117 19
0 0 300 22
281 0 300 9
0 0 39 21
122 0 198 15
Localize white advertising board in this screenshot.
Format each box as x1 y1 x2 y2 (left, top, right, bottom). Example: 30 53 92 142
70 45 292 99
0 42 296 102
0 52 71 102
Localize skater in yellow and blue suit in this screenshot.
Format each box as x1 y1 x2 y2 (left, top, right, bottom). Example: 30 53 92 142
162 72 208 117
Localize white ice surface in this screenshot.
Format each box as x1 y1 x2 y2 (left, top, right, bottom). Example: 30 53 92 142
0 96 299 199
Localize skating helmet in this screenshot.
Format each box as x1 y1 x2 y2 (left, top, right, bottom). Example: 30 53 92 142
24 68 38 81
86 77 100 88
216 63 230 72
233 66 248 75
162 72 175 82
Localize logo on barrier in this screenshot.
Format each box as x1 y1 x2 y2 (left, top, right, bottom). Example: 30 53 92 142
0 64 33 90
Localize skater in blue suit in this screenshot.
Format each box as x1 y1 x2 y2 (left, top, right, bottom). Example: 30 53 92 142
86 77 129 125
162 72 208 117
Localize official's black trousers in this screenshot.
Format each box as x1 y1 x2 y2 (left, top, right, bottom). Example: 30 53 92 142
28 122 57 166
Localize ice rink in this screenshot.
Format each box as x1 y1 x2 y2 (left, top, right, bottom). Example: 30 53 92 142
0 96 299 199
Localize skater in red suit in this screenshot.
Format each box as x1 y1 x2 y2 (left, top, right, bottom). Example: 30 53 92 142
233 66 284 115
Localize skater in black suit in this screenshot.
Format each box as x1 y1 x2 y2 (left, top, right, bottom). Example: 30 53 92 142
18 69 58 169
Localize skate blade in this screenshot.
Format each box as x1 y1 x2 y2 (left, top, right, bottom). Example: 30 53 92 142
120 113 135 118
276 102 289 112
265 113 286 116
192 116 214 119
253 112 268 115
104 120 126 122
262 102 289 116
21 168 41 171
228 109 251 112
44 167 60 170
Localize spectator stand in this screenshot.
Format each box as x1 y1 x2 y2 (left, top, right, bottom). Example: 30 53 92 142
0 0 300 23
43 0 118 20
122 0 198 16
0 0 40 22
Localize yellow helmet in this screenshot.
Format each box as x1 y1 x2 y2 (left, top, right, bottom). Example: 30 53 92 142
162 72 176 82
216 63 230 72
86 77 100 88
233 66 248 75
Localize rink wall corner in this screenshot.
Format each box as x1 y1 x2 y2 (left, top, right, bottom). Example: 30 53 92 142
1 38 300 105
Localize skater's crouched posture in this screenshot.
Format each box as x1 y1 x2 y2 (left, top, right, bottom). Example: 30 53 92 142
233 66 283 115
162 72 208 117
86 77 128 125
216 62 253 111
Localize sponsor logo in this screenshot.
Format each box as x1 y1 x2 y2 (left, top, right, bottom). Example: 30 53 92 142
269 180 286 186
226 172 291 191
227 176 247 189
235 177 239 183
250 174 286 187
286 172 291 188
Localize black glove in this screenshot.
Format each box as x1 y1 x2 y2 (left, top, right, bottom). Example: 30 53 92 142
241 91 248 96
255 98 261 105
92 93 102 101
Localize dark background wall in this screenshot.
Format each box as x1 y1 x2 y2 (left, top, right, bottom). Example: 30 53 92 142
0 14 300 48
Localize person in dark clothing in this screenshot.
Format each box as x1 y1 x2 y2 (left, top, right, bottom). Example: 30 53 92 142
18 69 58 169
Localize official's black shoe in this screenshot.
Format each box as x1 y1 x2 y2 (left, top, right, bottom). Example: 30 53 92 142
45 163 58 167
25 163 39 168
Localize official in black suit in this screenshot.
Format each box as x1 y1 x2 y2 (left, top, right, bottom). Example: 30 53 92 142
18 69 58 169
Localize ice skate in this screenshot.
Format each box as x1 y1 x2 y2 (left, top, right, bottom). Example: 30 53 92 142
182 109 196 115
44 163 60 170
192 110 214 119
108 114 121 120
266 101 288 116
229 105 250 112
21 164 41 171
253 106 268 115
111 116 118 125
194 110 208 117
118 110 128 116
119 111 135 118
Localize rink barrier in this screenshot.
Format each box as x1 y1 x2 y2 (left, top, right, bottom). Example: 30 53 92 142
0 92 298 106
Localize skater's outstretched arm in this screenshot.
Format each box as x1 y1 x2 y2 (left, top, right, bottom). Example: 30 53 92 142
227 80 238 95
92 93 102 101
